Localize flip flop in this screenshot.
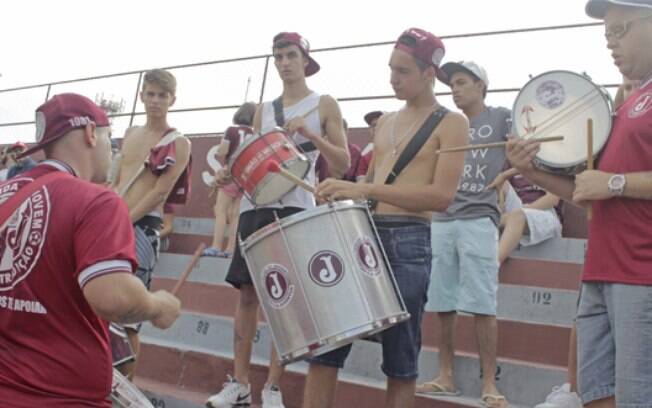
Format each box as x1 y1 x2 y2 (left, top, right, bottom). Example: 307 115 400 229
415 380 461 396
201 247 223 257
481 394 509 408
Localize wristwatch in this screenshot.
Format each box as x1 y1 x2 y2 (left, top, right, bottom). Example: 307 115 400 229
608 174 626 196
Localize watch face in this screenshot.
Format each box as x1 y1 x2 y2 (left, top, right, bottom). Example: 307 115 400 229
609 174 626 193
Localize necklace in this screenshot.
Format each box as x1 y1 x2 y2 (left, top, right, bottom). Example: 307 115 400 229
389 105 436 156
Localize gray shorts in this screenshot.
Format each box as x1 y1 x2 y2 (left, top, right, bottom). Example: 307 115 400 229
577 282 652 406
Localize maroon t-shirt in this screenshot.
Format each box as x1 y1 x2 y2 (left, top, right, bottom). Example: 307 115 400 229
315 143 363 182
0 161 137 407
583 80 652 284
509 173 562 221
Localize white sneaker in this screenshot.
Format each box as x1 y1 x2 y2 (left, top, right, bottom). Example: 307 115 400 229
261 384 285 408
534 383 582 408
205 375 252 407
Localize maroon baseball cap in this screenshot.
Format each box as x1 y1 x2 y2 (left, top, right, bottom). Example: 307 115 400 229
8 141 27 152
273 32 320 77
394 28 447 82
20 93 110 158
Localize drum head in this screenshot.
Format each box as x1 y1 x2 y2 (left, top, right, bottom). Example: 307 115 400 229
512 70 612 174
253 157 310 205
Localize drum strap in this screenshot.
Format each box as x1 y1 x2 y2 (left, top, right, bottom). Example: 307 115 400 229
273 97 317 153
0 172 69 227
368 107 449 211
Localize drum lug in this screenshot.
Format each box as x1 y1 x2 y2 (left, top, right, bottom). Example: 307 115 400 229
582 71 593 80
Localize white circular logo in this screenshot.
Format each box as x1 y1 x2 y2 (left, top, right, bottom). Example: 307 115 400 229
432 48 445 67
536 80 566 110
354 237 381 277
262 264 294 309
34 112 46 143
0 179 51 292
628 92 652 118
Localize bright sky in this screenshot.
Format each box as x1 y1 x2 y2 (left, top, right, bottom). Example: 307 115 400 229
0 0 621 144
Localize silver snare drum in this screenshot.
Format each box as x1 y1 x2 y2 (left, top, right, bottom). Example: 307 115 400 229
240 200 410 365
512 70 613 175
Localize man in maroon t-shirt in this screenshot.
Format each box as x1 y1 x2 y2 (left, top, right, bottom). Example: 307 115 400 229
508 1 652 406
0 93 180 408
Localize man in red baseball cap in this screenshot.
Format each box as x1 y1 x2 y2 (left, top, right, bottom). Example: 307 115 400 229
3 141 37 179
0 93 180 407
307 28 467 408
207 32 350 408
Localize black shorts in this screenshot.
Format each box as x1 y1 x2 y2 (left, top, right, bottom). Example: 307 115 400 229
226 207 303 289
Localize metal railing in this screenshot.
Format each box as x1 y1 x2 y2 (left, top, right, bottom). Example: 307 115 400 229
0 21 615 141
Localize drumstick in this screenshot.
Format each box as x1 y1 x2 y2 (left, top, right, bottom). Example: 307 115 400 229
436 135 564 154
171 243 206 296
587 118 594 221
267 161 316 193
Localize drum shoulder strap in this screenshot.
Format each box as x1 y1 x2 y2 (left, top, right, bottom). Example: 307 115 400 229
368 107 449 211
273 97 285 128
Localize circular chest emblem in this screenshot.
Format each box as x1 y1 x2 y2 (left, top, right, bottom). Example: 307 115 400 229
628 92 652 118
262 264 294 309
354 237 381 276
0 179 51 292
536 80 565 109
308 250 345 287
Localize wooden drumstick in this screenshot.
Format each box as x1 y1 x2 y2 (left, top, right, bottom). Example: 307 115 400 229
587 118 594 221
267 161 316 193
171 243 206 296
436 135 564 154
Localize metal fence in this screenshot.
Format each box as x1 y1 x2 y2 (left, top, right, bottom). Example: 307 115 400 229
0 21 616 142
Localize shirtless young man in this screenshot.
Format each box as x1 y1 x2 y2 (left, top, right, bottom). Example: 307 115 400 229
206 32 349 408
112 68 191 378
307 28 468 408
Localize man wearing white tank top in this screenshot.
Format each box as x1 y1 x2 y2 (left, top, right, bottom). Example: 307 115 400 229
206 32 349 408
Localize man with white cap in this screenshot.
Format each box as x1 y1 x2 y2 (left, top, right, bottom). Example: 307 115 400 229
417 60 511 408
507 1 652 406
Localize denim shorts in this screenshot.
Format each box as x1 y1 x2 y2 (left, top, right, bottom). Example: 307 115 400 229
429 217 499 315
307 215 432 379
577 282 652 406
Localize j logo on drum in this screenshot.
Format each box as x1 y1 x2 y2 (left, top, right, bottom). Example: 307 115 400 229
263 264 294 309
355 237 381 277
308 251 345 287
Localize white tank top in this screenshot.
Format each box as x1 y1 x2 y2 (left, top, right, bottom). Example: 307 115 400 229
240 91 322 213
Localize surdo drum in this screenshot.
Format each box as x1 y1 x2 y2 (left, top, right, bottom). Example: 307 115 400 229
512 70 613 175
229 128 310 205
240 200 410 365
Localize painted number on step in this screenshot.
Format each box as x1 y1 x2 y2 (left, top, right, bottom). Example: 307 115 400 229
253 329 260 343
196 320 210 335
531 291 553 306
150 398 166 408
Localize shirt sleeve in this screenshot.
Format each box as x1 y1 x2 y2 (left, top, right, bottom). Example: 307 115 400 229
74 190 138 288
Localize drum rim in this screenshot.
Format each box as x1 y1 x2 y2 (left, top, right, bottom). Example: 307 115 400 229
227 126 288 170
511 69 613 170
241 200 365 250
249 155 311 205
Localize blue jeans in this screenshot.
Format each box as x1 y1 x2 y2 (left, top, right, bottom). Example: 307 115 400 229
308 215 432 379
577 282 652 407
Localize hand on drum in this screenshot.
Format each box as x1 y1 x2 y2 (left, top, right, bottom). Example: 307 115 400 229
573 170 613 203
506 138 540 173
150 290 181 330
212 168 232 189
316 178 371 201
285 117 314 141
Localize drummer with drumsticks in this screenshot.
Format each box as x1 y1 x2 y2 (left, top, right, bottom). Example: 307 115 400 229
0 93 181 408
310 28 468 408
206 32 349 408
507 1 652 406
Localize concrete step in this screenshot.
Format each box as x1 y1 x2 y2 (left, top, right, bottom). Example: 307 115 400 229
135 342 530 408
139 312 565 407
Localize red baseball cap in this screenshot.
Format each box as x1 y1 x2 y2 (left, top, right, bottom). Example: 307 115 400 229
8 141 27 152
20 93 110 158
394 28 447 82
273 32 320 77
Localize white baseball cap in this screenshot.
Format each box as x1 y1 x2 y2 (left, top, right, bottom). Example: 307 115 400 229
440 60 489 88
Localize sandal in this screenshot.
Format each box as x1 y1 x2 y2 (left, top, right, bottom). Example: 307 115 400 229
201 247 223 257
415 380 461 396
481 393 509 408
